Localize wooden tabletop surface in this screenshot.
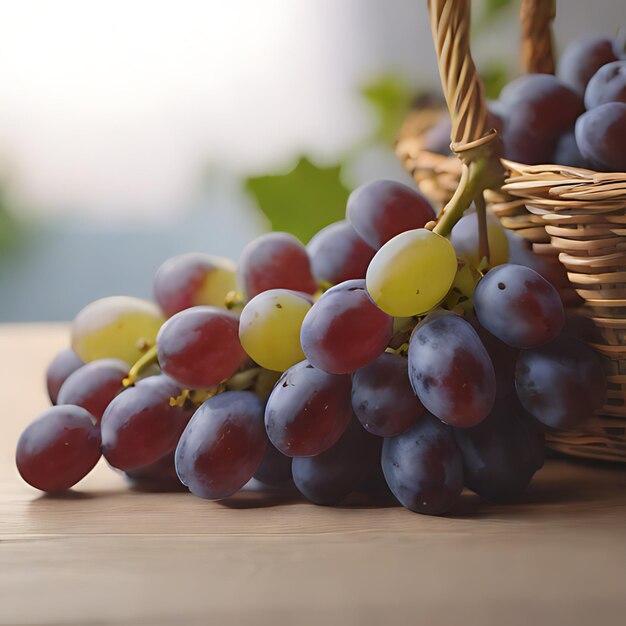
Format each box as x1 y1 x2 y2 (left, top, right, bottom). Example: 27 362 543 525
1 324 625 626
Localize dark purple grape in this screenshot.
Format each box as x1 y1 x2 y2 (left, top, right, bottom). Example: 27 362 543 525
307 221 375 285
16 405 101 492
157 306 247 388
124 453 184 492
499 74 584 164
346 180 435 249
57 358 128 421
175 391 267 500
351 352 424 436
253 443 293 485
408 312 496 428
153 252 236 317
552 130 587 168
45 348 84 404
381 413 463 515
238 232 317 300
300 279 392 374
264 360 352 457
101 375 192 471
292 419 381 505
557 35 619 96
422 116 452 155
474 264 564 349
454 395 545 502
575 102 626 171
515 336 607 430
473 323 519 399
585 60 626 109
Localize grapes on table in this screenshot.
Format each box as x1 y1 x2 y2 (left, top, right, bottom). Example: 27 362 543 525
153 252 237 317
515 336 607 430
101 375 193 471
237 232 317 300
292 419 381 505
264 360 352 457
307 220 375 286
157 306 247 388
16 405 101 493
253 443 293 486
45 348 84 404
71 296 165 365
382 413 464 515
351 352 424 437
239 289 311 372
366 228 458 317
408 312 496 428
57 358 128 421
454 395 545 503
175 391 267 500
300 279 393 374
473 264 564 349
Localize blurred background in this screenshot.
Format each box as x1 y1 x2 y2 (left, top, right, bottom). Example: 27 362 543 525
0 0 623 321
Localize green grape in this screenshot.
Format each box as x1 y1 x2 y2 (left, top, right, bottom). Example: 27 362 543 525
450 211 509 268
71 296 165 365
366 229 457 316
239 289 312 372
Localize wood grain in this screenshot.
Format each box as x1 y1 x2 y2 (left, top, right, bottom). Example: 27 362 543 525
1 325 625 626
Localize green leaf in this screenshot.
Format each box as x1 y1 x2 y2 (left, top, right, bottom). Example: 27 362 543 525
361 75 413 143
245 156 350 243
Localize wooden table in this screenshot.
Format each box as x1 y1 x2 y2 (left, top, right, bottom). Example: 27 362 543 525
1 324 625 626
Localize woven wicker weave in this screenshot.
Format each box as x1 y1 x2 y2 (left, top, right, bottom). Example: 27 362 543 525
397 0 626 462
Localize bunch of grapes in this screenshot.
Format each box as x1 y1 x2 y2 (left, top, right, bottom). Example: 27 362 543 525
427 34 626 172
16 172 609 515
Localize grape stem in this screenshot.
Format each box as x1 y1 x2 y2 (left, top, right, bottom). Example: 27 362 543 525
123 344 159 387
475 192 490 264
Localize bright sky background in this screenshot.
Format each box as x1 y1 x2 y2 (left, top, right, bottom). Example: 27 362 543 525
0 0 622 220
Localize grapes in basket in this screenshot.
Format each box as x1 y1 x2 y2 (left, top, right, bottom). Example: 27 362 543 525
16 169 609 516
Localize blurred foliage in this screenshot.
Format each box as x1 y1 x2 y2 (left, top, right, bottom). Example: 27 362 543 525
361 75 414 143
245 157 349 243
0 190 18 254
481 62 510 99
477 0 516 27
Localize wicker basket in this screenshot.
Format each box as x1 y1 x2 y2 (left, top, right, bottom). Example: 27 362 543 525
397 0 626 463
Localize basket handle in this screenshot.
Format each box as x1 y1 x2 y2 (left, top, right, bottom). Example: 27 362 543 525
520 0 556 74
428 0 504 240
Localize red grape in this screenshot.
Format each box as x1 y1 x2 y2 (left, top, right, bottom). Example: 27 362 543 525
292 418 381 505
454 395 545 503
238 232 317 300
352 352 424 437
157 306 247 388
575 102 626 171
16 405 101 492
558 35 619 97
57 358 128 421
346 180 435 249
307 220 375 285
102 375 192 471
381 413 463 515
515 336 607 430
265 360 352 457
45 348 84 404
175 391 267 500
300 279 393 374
408 312 496 428
474 264 564 349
